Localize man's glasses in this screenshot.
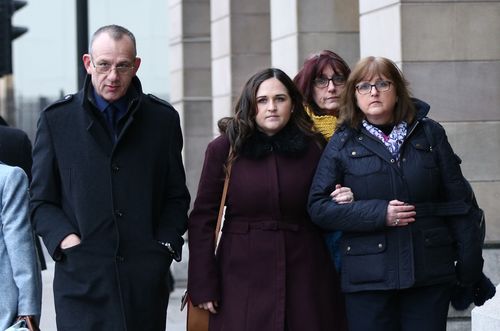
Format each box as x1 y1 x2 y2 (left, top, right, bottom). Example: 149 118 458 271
313 75 346 88
91 59 135 75
355 80 392 95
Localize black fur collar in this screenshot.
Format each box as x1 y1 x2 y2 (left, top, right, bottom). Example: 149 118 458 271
240 124 309 159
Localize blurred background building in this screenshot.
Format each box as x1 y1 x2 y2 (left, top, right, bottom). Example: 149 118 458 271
1 0 499 329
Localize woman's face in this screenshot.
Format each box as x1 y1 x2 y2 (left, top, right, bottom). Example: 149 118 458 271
254 77 293 136
355 74 397 125
312 65 346 115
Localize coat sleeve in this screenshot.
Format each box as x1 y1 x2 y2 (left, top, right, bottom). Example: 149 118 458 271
308 133 388 232
187 136 229 305
429 121 483 285
155 109 191 261
30 111 78 260
2 167 42 316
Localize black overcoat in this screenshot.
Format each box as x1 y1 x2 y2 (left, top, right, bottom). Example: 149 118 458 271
188 128 347 331
30 76 190 330
308 99 483 293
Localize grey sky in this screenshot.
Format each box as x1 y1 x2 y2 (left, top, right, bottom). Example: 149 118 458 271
12 0 170 99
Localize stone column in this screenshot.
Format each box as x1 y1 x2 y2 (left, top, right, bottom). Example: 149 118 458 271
270 0 359 76
169 0 212 200
359 1 500 329
211 0 271 135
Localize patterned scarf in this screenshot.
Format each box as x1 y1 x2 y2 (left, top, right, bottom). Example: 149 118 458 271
362 120 408 160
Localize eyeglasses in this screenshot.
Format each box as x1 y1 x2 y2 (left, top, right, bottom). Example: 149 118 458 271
313 75 346 88
355 80 392 95
91 58 135 75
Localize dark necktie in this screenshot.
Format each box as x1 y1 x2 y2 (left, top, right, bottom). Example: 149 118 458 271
104 104 118 142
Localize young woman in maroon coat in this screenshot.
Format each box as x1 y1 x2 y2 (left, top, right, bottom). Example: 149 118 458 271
187 68 350 331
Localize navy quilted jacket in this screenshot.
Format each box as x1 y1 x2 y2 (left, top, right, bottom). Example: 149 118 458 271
308 99 483 293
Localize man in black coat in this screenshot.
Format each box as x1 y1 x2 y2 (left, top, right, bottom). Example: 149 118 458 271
30 25 190 330
0 120 46 270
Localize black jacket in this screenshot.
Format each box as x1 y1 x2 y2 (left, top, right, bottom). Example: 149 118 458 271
0 125 32 181
30 75 190 330
308 99 483 293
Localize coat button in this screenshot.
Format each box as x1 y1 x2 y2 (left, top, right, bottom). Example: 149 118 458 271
346 246 351 252
402 158 406 162
115 210 124 217
351 151 357 156
111 164 120 172
378 243 383 249
390 159 395 163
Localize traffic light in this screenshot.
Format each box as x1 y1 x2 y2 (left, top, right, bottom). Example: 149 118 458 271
0 0 28 77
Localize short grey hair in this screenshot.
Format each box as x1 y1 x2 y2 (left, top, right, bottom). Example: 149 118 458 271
89 24 137 57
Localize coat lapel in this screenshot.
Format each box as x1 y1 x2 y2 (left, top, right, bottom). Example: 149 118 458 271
86 115 113 157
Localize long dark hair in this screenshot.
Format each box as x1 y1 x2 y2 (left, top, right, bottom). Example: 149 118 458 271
294 50 351 115
218 68 322 166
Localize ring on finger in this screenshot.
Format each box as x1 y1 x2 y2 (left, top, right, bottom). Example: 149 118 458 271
393 218 400 226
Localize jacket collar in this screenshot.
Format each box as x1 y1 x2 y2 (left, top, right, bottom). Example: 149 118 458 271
79 75 144 155
80 75 143 111
412 97 430 121
240 124 309 159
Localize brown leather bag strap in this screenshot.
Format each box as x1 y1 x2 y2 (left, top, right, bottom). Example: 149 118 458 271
214 148 232 249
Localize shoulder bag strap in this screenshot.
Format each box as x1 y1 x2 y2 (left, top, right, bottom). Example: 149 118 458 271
214 148 232 251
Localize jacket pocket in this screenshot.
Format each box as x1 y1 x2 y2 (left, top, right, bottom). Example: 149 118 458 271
344 147 390 200
410 139 437 169
421 227 455 277
345 147 382 176
342 233 387 284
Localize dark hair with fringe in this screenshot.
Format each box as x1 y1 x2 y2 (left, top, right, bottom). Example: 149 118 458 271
294 50 351 115
338 56 416 129
218 68 324 167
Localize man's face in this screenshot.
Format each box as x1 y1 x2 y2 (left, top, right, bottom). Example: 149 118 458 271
82 33 141 102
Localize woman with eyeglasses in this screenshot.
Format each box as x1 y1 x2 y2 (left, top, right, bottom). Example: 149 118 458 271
294 51 354 283
294 50 351 141
308 56 483 331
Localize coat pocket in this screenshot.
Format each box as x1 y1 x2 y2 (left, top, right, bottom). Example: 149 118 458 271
410 139 437 169
421 227 455 278
345 147 383 176
342 233 387 284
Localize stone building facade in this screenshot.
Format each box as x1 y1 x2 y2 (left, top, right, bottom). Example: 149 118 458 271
169 1 500 328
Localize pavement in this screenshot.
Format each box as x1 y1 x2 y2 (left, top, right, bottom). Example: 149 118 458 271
39 248 188 331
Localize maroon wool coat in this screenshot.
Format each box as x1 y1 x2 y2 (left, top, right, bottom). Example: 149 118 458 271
188 133 346 331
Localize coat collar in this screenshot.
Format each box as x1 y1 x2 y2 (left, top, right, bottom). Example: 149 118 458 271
80 75 144 155
412 97 430 121
80 75 143 110
240 124 309 159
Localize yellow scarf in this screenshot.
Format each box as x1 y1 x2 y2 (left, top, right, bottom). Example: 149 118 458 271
305 105 337 141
